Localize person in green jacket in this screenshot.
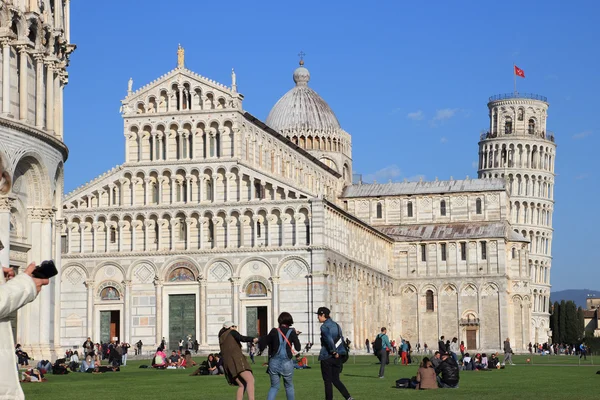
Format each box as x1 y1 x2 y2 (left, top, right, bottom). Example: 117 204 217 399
377 327 391 378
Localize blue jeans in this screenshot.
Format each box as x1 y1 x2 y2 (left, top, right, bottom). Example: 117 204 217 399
267 356 295 400
437 376 459 388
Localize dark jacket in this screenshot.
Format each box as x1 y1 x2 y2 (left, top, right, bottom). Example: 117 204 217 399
435 356 459 386
259 325 301 359
438 340 445 353
319 318 346 361
503 340 512 353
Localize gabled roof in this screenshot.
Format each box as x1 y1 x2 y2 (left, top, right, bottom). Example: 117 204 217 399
342 178 506 198
122 66 234 103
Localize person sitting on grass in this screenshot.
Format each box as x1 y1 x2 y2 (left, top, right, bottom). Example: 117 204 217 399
488 353 501 369
69 351 80 371
431 351 442 369
480 353 489 369
213 353 225 375
153 347 167 369
461 353 473 370
184 350 197 368
435 352 459 388
207 354 220 375
415 357 437 390
167 351 180 369
108 346 121 369
36 360 52 374
294 353 309 369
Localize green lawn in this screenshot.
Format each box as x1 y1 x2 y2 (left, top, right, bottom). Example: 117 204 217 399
22 355 598 400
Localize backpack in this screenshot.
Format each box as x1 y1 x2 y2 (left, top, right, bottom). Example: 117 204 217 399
334 323 350 363
373 335 383 353
395 378 412 389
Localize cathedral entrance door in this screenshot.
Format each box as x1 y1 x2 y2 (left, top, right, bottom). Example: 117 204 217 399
100 311 120 343
168 294 196 352
246 306 268 338
466 329 477 350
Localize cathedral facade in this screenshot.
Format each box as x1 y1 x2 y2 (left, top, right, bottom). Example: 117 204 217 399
57 50 556 354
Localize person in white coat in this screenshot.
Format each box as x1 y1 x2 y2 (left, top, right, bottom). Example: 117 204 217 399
0 262 49 399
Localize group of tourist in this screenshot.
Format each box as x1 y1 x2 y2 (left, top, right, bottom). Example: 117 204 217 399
528 341 589 358
212 307 353 400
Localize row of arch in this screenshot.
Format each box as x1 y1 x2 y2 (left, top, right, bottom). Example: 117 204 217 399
479 142 555 173
133 83 233 115
288 133 351 157
489 105 548 139
62 206 311 254
64 166 314 210
126 120 235 163
511 201 553 227
63 255 311 285
515 228 552 257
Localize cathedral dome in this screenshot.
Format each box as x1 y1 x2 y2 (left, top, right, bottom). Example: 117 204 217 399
266 62 341 135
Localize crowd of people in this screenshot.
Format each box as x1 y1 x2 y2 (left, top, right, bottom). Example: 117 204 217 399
528 341 590 358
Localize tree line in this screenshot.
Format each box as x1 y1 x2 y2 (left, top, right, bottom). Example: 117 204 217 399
549 300 585 344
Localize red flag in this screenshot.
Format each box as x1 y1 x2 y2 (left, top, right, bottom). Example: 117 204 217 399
514 65 525 78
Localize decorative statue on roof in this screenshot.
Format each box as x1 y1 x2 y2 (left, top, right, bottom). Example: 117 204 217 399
177 44 185 68
127 77 133 93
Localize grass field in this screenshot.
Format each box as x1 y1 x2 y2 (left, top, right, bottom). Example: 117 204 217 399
22 355 598 400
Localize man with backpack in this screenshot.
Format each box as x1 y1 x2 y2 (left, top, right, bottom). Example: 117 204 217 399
317 307 354 400
375 327 391 378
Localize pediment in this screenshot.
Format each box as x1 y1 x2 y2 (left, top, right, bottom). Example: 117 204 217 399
121 67 240 115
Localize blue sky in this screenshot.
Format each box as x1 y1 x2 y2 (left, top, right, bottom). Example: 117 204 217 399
64 0 598 291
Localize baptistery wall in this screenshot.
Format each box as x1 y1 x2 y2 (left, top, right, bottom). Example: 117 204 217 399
0 0 75 359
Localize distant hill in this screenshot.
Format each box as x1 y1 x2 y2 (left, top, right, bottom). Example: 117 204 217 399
550 289 600 309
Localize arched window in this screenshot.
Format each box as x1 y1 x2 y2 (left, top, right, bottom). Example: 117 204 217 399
426 290 434 311
257 221 262 237
512 247 517 259
504 117 513 134
476 198 482 214
206 180 213 201
407 201 413 217
376 203 383 219
110 226 117 243
518 108 524 121
207 219 214 242
112 187 118 205
153 183 159 204
528 119 535 134
178 220 186 241
440 200 447 216
154 223 159 244
481 241 487 260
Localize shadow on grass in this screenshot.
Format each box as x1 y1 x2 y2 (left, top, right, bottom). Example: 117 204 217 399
343 374 382 379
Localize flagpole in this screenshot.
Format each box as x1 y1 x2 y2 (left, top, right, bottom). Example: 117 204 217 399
513 64 517 95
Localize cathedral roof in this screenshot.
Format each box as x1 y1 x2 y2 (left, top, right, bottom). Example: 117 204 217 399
266 61 341 135
342 178 506 198
377 221 528 242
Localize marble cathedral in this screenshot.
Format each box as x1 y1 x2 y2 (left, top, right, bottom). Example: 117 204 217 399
54 48 557 354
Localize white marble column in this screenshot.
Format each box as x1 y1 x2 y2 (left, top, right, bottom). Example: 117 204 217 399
0 197 14 277
85 280 94 338
2 40 11 115
124 280 132 343
35 55 44 128
200 280 207 345
271 277 280 322
65 0 71 42
154 281 163 346
18 46 28 121
45 63 54 131
39 211 54 354
232 278 240 324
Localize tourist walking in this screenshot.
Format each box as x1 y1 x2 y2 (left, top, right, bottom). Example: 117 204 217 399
365 338 370 353
317 307 354 400
503 338 515 365
218 321 258 400
258 312 301 400
121 342 130 365
376 327 391 378
0 260 49 400
579 342 587 360
400 337 409 365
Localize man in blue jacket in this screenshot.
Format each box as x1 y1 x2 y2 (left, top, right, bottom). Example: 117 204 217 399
377 327 391 378
317 307 354 400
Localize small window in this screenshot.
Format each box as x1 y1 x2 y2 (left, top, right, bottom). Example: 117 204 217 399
206 181 213 201
512 248 517 259
207 219 214 242
178 220 186 241
441 243 447 261
61 235 68 253
440 200 447 216
504 117 513 134
426 290 434 311
153 183 159 204
306 224 311 245
518 109 524 121
112 187 118 205
376 203 383 219
407 201 413 217
421 244 427 262
476 198 482 215
460 242 467 261
110 227 117 243
257 221 262 237
528 119 535 134
481 242 487 260
254 182 263 199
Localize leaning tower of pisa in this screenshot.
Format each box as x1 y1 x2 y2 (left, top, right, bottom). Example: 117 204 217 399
478 93 556 344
